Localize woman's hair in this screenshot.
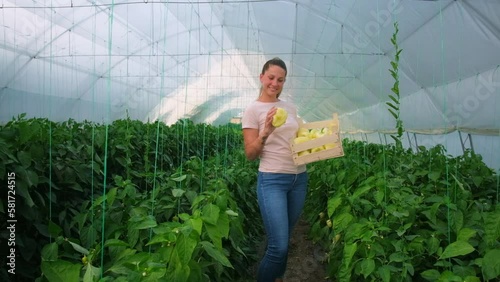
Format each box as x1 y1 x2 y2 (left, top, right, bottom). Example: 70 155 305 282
260 57 287 98
261 57 287 75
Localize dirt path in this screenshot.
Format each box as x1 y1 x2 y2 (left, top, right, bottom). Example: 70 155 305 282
246 217 330 281
285 218 329 281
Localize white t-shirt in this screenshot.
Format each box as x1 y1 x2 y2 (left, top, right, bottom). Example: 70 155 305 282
242 100 306 174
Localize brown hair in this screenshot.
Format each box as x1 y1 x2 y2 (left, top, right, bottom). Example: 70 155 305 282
260 57 287 98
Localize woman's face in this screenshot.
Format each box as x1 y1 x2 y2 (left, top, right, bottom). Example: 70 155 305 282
260 65 286 98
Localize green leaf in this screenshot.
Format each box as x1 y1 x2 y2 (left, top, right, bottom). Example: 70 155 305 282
333 212 354 235
391 85 399 94
172 188 186 198
349 185 374 203
41 242 59 261
205 222 224 250
390 69 397 80
80 226 98 248
470 176 482 187
48 221 63 237
420 269 440 281
388 94 399 104
374 189 384 205
165 260 190 282
397 126 403 137
18 121 38 145
83 264 101 282
456 228 476 242
17 151 31 168
428 171 441 181
452 265 477 279
439 241 474 260
143 267 167 282
482 249 500 280
360 258 375 278
67 240 89 255
225 209 238 217
200 241 233 268
463 277 481 282
388 108 398 119
338 242 357 282
386 102 399 111
484 210 500 247
451 210 464 234
112 248 137 264
390 135 399 144
15 180 34 207
129 206 150 218
147 232 177 246
377 265 392 282
427 237 440 255
104 239 130 247
201 204 220 225
175 233 197 265
127 227 139 247
106 187 117 206
404 262 415 276
327 195 342 218
389 252 409 263
390 61 397 71
187 261 203 282
171 174 187 182
41 260 81 282
439 270 462 281
129 215 157 230
189 217 203 236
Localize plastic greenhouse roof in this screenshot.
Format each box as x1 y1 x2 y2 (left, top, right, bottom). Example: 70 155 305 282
0 0 499 168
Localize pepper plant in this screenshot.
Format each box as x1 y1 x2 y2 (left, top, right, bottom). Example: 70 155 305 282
304 140 499 281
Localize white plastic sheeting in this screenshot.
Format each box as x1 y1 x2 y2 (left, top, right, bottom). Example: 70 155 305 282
0 0 499 169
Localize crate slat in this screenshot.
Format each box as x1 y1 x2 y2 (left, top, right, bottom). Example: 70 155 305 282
292 146 344 165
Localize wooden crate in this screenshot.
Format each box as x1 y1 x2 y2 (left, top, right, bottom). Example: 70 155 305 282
290 113 344 165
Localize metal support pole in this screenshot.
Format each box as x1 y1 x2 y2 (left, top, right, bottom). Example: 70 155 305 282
414 133 419 152
458 131 466 154
406 131 413 152
468 133 475 153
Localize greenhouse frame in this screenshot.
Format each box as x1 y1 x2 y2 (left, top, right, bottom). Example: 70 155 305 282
0 0 499 281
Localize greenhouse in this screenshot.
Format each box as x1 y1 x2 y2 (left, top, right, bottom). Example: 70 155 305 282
0 0 499 281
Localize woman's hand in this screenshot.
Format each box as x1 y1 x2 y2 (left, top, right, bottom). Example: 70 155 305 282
261 107 278 139
242 107 279 161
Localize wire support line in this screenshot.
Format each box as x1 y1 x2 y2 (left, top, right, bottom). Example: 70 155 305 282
0 0 280 9
85 74 355 79
35 51 384 59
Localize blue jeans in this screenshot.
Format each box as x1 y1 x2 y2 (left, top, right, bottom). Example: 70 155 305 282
256 171 308 282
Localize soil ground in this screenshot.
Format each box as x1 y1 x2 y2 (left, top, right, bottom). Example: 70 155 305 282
244 217 331 282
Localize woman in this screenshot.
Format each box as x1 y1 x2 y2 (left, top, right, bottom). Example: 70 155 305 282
241 57 308 282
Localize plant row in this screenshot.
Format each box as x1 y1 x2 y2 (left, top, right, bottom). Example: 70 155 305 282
304 140 500 281
0 115 261 281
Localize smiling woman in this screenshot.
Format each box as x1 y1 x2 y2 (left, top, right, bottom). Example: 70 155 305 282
241 57 310 282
